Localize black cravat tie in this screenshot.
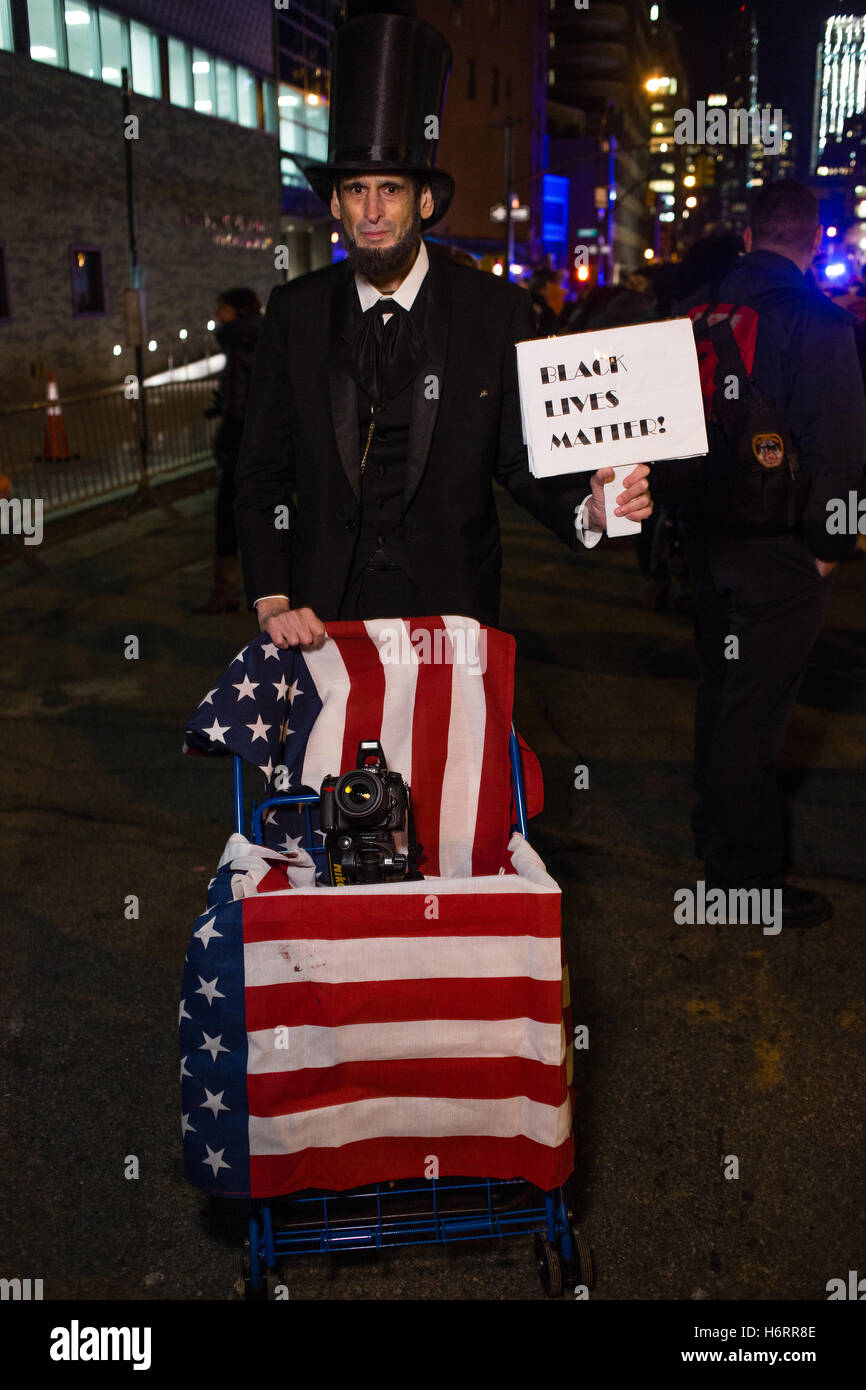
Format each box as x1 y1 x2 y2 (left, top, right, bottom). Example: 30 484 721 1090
339 296 427 404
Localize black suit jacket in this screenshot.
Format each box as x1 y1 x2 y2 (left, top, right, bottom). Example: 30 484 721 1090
234 241 588 625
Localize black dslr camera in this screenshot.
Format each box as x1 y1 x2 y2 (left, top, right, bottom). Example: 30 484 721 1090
319 740 423 886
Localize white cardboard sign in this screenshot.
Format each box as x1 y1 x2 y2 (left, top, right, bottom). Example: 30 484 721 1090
516 319 708 519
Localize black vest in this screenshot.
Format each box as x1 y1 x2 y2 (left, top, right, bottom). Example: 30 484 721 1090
347 275 430 583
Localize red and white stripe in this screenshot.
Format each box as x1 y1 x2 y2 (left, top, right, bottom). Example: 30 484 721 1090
242 834 574 1196
299 618 515 878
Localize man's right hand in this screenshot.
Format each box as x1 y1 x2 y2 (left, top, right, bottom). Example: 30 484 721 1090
256 598 327 649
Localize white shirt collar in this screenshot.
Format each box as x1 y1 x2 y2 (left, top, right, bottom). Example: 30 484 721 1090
354 237 429 314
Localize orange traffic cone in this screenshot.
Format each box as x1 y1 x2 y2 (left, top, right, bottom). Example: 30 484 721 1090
42 374 71 461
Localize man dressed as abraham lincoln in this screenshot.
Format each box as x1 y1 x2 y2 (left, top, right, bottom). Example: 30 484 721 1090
234 12 652 648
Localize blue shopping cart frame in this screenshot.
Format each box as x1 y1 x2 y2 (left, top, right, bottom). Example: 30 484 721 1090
231 725 588 1297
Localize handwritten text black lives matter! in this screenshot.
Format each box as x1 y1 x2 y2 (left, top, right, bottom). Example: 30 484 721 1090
539 356 666 453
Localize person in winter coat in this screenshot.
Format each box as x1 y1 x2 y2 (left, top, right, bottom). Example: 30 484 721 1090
195 287 263 614
660 181 866 928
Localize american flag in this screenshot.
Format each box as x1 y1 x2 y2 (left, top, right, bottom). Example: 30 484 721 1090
181 618 574 1196
185 617 522 876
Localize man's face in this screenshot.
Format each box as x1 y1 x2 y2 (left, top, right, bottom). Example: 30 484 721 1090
330 175 434 278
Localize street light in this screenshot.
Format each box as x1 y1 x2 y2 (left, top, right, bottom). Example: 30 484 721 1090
685 196 697 208
683 175 696 187
644 248 654 261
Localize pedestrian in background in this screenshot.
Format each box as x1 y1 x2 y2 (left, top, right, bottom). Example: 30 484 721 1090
527 266 564 336
659 181 866 927
195 287 262 614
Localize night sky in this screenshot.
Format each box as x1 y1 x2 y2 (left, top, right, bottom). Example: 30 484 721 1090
665 0 842 175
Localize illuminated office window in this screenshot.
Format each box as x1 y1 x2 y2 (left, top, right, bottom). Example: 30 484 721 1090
262 78 276 133
192 48 214 113
281 156 306 189
305 93 327 160
28 0 63 66
130 20 159 97
0 0 13 52
168 37 192 107
98 9 128 86
215 59 237 121
64 2 98 78
280 116 304 157
237 67 257 127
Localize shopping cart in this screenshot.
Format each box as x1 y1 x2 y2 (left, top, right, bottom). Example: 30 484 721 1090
230 727 593 1300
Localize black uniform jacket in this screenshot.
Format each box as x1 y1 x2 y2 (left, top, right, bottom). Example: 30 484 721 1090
233 241 588 624
663 249 866 563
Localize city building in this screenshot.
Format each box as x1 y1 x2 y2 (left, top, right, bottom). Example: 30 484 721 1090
812 14 866 176
546 0 658 285
400 0 547 275
643 3 689 262
715 3 759 235
808 16 866 260
0 0 311 403
275 0 343 278
760 106 796 185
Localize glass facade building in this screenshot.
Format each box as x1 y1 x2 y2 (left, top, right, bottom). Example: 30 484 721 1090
14 0 276 134
2 0 343 216
813 15 866 174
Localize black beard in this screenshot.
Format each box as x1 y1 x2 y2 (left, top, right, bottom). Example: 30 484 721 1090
343 203 423 282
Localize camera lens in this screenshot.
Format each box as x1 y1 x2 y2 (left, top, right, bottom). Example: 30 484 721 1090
335 770 384 820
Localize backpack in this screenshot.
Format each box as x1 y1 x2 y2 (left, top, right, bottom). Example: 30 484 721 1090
686 295 810 531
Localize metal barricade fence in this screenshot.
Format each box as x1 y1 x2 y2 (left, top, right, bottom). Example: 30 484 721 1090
0 376 220 520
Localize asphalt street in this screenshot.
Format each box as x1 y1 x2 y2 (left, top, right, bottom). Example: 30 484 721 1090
0 485 863 1302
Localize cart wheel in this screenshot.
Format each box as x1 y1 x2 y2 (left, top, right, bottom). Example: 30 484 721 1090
533 1231 564 1298
563 1224 594 1291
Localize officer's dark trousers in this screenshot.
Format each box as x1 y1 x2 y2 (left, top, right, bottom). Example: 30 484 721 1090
681 528 833 888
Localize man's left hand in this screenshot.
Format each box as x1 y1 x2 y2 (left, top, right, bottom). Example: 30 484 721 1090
586 464 653 532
